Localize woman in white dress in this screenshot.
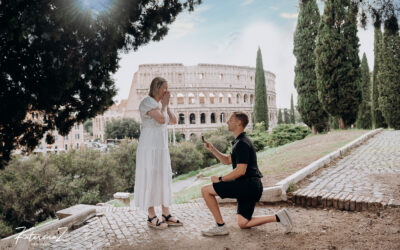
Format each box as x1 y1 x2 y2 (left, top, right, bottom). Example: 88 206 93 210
133 77 183 229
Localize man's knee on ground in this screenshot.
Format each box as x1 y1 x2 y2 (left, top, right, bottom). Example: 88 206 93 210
237 215 249 229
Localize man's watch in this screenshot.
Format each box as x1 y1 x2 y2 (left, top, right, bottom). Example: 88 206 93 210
218 176 223 182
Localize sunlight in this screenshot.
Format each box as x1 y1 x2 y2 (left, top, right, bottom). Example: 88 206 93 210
76 0 114 15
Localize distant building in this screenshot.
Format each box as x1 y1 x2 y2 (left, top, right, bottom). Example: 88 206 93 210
15 111 85 155
93 63 278 141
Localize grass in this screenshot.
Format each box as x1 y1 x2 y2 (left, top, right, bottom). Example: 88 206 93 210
172 129 370 202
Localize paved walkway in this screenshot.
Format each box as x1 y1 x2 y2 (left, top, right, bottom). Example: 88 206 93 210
34 203 280 249
292 130 400 210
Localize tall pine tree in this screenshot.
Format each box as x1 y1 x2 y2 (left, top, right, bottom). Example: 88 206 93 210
371 21 387 128
356 53 372 129
377 15 400 129
315 0 361 129
253 47 269 130
293 0 328 134
290 94 295 124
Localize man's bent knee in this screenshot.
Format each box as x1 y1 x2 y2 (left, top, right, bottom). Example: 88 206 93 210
237 215 249 229
201 184 217 197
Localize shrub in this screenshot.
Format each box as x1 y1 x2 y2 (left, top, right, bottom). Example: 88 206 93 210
170 142 203 176
267 124 311 147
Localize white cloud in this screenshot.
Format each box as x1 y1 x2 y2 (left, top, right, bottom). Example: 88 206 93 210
167 5 210 40
280 13 298 19
241 0 254 6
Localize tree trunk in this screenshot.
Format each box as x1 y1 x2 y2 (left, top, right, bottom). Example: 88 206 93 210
312 125 318 135
338 117 347 129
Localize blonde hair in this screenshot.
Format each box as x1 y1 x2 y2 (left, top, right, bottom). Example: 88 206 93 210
148 77 167 98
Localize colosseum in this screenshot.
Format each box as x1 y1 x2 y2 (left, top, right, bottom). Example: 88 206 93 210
93 63 278 141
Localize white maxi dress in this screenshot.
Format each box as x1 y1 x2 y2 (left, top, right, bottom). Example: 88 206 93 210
133 96 172 211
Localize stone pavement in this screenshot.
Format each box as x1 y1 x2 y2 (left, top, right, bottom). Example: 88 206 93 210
32 203 280 250
292 130 400 210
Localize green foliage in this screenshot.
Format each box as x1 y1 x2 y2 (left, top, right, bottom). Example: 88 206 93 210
267 124 311 148
105 118 140 140
254 48 269 130
329 115 339 130
248 122 270 151
377 16 400 129
0 142 138 238
290 94 295 124
356 53 372 129
170 142 203 176
0 0 201 168
315 0 362 129
372 24 388 128
293 0 329 133
196 126 234 168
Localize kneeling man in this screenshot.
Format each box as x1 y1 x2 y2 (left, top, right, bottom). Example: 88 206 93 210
201 112 293 236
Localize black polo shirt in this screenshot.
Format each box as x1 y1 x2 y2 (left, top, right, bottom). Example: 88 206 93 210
230 132 263 181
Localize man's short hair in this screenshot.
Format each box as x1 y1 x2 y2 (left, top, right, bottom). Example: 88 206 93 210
233 112 249 128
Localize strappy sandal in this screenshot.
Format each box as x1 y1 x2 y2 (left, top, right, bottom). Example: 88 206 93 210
147 216 168 229
162 214 183 226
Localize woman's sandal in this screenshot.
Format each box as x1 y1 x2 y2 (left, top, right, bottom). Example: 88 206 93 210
147 216 168 229
162 214 183 226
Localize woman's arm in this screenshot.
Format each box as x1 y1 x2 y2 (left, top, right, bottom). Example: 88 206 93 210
167 108 177 125
147 106 167 124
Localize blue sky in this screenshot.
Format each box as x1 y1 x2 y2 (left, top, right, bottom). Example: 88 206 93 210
112 0 374 108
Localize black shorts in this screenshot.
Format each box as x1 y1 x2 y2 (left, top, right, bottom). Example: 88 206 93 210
213 177 263 221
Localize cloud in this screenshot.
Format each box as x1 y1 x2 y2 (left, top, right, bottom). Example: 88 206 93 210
167 5 210 39
280 13 298 19
241 0 254 6
270 6 279 11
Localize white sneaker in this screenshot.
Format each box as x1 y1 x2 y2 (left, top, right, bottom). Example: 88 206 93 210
201 224 229 236
276 208 293 233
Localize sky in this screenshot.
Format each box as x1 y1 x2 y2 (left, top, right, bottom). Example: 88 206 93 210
111 0 375 109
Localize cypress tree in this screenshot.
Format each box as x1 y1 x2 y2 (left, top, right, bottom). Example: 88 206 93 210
293 0 328 134
290 94 295 124
315 0 362 129
356 53 372 129
284 109 291 124
253 47 269 130
377 15 400 129
371 22 387 128
278 109 283 124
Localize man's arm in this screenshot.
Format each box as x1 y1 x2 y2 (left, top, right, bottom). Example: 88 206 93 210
220 164 247 181
204 141 232 165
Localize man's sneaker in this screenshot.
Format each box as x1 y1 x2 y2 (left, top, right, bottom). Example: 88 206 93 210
201 224 229 236
276 208 293 233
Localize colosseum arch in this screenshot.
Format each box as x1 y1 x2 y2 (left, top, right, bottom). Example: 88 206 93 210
210 113 216 123
250 94 254 104
218 93 224 103
244 94 248 103
236 93 241 104
227 94 232 104
209 93 215 104
199 92 205 104
220 113 226 123
188 93 195 104
177 93 184 104
179 113 185 124
190 113 196 124
200 113 206 124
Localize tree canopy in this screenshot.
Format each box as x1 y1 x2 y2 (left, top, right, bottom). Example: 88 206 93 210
0 0 201 168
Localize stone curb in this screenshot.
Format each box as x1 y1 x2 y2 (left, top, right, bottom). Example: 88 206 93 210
217 128 382 204
276 128 383 201
0 206 96 250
